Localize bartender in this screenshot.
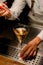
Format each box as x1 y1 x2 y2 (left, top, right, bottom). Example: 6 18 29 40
0 0 25 32
20 0 43 59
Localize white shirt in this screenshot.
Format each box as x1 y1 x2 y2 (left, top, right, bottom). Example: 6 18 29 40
26 0 43 40
0 0 26 20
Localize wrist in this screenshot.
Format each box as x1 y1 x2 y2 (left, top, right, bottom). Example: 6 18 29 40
34 37 41 45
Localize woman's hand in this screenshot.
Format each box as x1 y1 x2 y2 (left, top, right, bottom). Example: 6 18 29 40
20 37 41 59
0 3 11 18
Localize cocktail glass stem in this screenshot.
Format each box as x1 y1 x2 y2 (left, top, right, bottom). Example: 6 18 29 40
18 40 22 49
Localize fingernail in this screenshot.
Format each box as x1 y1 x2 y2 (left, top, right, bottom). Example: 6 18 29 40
20 55 24 59
21 56 23 59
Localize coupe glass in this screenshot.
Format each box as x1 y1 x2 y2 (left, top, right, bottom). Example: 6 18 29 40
13 23 29 48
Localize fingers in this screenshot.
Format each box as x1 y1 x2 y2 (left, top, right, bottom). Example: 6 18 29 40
0 4 10 17
20 44 31 57
22 46 33 59
20 45 29 57
0 10 9 17
0 5 6 10
2 10 9 16
20 44 37 59
0 10 6 17
33 50 36 56
28 48 35 57
26 49 36 59
22 47 36 59
0 3 8 11
0 4 7 14
2 3 8 10
20 38 38 60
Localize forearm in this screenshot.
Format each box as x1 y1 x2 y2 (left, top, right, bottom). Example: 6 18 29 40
8 0 26 20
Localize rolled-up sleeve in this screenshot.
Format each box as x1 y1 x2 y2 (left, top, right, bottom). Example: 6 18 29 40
37 30 43 40
8 0 26 20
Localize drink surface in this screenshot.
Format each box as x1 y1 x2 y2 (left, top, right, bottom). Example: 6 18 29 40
13 28 28 42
